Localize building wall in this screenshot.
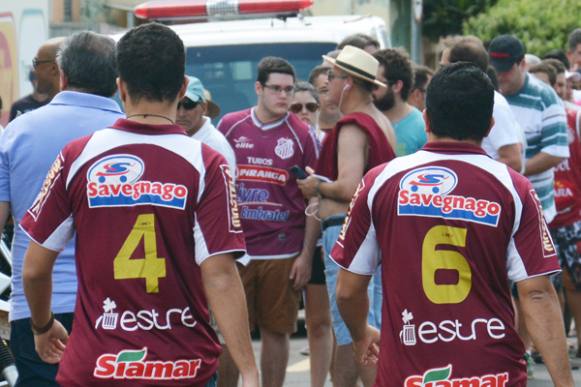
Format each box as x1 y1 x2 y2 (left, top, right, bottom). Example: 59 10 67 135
51 0 81 24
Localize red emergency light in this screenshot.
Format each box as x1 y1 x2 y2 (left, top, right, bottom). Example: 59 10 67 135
134 0 314 20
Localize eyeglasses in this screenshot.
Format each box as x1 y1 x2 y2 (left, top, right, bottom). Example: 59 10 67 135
290 102 319 113
263 84 295 95
32 57 55 69
178 98 201 110
327 71 348 82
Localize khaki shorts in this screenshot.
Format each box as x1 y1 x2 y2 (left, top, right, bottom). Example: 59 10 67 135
240 257 300 334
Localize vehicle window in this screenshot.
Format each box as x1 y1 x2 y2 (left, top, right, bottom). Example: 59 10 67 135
186 43 335 121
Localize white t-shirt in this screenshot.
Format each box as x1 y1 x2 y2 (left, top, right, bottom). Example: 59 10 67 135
192 116 237 177
481 91 525 164
482 91 527 165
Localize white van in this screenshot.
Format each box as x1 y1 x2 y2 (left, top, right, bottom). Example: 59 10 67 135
129 0 390 119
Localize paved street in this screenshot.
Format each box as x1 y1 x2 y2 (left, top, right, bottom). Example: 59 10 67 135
245 334 581 386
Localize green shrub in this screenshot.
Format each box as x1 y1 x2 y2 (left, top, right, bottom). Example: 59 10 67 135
464 0 581 55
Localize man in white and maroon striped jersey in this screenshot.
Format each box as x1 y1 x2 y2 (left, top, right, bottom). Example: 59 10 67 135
332 62 573 387
217 57 318 387
20 23 258 387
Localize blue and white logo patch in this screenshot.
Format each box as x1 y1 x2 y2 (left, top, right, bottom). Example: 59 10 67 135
86 154 188 209
397 166 501 227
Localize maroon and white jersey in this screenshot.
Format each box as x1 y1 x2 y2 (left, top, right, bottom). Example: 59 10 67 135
331 142 560 387
20 119 245 386
218 108 317 258
551 109 581 229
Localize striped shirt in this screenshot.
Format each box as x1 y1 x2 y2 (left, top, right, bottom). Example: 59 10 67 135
504 73 569 222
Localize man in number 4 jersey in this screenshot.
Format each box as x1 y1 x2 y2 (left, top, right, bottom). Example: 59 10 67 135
332 62 573 386
20 23 258 387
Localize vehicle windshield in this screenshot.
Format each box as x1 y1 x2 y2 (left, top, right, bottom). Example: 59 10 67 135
185 42 336 122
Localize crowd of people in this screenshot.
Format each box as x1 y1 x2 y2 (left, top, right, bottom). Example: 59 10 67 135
0 19 580 387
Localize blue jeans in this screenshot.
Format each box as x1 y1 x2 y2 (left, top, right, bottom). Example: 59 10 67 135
10 313 74 387
321 214 382 346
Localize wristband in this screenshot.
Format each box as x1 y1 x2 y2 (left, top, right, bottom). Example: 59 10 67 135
315 180 322 197
31 312 55 336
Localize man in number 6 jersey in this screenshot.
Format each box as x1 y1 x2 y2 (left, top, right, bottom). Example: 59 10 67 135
19 23 258 387
333 62 574 386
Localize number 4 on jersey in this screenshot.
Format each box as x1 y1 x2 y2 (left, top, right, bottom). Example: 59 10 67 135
114 213 166 293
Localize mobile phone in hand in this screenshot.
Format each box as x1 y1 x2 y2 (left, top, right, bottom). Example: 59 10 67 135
289 165 308 179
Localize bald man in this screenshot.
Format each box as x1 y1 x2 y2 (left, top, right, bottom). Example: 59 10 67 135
32 38 64 100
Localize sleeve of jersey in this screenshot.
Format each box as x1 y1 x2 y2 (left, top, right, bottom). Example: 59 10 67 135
507 184 561 282
540 99 569 158
193 147 246 265
303 129 319 169
329 167 383 276
19 151 74 252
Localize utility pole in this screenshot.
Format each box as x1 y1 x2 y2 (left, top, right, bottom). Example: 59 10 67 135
410 0 423 63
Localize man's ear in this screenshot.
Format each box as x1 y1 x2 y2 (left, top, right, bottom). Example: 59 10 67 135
59 71 68 91
255 81 263 97
392 80 404 95
117 78 127 105
177 76 188 100
423 110 431 134
485 116 495 137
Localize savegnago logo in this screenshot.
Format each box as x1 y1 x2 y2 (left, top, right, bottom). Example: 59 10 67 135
94 347 201 381
404 365 509 387
86 154 188 210
398 166 501 227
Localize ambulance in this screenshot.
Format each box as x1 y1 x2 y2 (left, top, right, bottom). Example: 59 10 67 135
131 0 391 119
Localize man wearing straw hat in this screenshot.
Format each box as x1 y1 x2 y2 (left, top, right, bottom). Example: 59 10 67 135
298 45 396 387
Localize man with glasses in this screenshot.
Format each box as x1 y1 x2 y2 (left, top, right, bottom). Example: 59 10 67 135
217 56 318 387
373 48 426 156
31 38 63 101
177 76 236 175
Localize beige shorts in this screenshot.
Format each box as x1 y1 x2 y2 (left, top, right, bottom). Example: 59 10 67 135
240 257 300 334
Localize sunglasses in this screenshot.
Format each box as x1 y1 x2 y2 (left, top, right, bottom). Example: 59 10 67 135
178 98 201 110
32 57 55 69
290 102 319 113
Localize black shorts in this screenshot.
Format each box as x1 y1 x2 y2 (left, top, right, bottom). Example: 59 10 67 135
309 246 326 285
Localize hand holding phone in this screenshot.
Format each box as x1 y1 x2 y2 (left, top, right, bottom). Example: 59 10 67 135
290 165 309 179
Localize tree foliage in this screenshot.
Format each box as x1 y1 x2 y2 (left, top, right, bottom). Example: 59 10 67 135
464 0 581 55
422 0 498 40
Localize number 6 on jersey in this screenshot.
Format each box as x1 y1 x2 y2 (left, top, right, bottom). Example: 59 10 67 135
114 213 166 293
422 225 471 304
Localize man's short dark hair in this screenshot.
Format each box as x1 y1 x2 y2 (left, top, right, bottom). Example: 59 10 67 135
308 65 328 85
542 58 566 75
568 28 581 51
373 48 413 100
542 50 570 71
256 57 295 85
529 62 557 86
412 65 433 90
337 33 379 51
448 36 489 72
58 31 117 97
426 62 494 142
117 23 185 103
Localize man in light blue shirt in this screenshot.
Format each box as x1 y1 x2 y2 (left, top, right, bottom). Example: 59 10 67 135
0 32 123 386
372 48 427 156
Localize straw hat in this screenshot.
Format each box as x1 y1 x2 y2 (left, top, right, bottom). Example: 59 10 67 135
323 45 386 88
